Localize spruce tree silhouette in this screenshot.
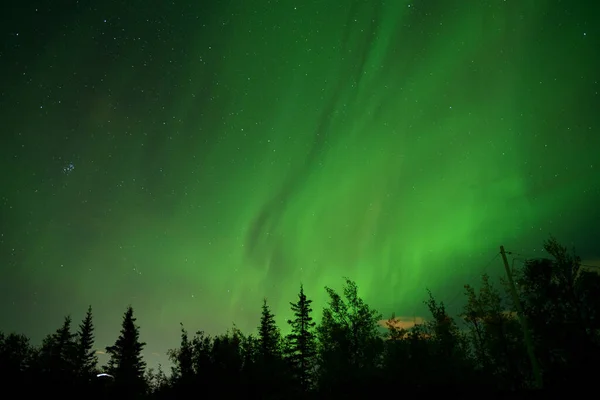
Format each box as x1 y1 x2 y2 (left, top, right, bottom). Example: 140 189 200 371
257 298 284 398
74 305 98 380
105 306 147 398
258 299 281 362
286 284 317 393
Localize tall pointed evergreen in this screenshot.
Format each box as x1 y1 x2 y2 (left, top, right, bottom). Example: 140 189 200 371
106 306 147 396
286 284 317 392
255 298 284 397
74 305 98 379
258 298 281 362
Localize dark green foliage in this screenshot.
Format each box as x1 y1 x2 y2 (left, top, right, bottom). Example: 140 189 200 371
105 306 147 397
0 332 35 382
145 363 169 397
256 298 289 398
463 275 529 389
1 235 599 397
74 305 98 379
258 298 281 362
382 318 433 388
513 237 600 388
166 325 255 397
286 284 317 392
423 290 474 385
211 327 245 384
38 316 77 381
171 323 193 383
167 327 209 394
316 278 384 393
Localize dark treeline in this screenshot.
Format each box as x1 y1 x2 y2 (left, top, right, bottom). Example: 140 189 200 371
1 236 599 399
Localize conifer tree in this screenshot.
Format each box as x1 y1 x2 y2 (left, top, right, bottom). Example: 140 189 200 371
105 306 147 396
258 298 281 362
256 298 284 397
74 305 98 379
286 284 317 392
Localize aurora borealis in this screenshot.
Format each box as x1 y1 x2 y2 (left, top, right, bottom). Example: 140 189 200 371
1 0 599 367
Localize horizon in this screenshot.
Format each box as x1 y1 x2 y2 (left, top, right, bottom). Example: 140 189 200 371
9 253 600 372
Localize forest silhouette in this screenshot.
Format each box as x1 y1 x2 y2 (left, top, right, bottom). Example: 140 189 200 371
1 236 599 399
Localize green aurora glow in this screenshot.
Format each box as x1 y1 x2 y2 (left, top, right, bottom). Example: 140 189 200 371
1 0 598 366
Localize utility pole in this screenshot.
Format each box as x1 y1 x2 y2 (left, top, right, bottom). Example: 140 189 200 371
500 245 543 389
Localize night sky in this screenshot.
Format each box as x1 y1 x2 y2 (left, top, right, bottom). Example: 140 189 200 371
1 0 599 368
